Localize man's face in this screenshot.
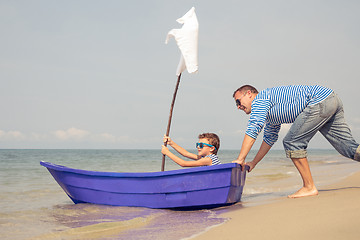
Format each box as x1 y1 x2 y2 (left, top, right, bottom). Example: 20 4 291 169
234 90 252 114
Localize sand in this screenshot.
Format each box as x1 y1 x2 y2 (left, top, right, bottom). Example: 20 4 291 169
191 170 360 240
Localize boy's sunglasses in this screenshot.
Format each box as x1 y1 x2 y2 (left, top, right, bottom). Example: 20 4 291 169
196 142 216 150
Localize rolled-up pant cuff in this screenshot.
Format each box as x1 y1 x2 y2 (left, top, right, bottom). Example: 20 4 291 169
286 149 308 159
355 145 360 161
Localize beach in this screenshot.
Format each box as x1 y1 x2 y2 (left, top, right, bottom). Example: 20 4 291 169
1 149 360 239
191 169 360 240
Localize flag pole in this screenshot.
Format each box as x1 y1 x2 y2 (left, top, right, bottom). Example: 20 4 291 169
161 73 182 171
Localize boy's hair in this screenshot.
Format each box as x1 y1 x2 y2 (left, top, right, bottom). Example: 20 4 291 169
233 85 258 97
198 133 220 155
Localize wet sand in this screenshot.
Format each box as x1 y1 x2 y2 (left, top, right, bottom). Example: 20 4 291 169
191 170 360 240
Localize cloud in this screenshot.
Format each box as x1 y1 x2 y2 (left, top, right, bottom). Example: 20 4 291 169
30 132 48 141
94 133 118 142
52 128 136 144
0 127 181 148
0 130 26 140
1 127 131 143
53 127 90 140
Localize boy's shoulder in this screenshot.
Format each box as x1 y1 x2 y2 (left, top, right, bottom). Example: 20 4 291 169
205 154 221 165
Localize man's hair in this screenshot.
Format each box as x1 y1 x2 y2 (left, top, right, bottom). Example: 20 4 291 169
198 133 220 154
233 85 258 97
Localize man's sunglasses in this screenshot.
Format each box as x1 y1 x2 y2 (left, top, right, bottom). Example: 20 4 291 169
235 99 242 107
196 142 216 149
235 92 247 108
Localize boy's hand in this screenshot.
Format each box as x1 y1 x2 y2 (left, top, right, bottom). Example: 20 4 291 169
163 135 173 145
161 145 170 155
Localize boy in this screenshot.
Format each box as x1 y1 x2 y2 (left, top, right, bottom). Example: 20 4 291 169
161 133 221 167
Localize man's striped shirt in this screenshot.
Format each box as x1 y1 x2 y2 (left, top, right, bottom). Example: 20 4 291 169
246 85 333 146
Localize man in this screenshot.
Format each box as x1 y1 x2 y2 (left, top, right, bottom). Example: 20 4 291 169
232 85 360 198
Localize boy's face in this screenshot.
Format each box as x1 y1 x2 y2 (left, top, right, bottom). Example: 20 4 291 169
197 138 215 156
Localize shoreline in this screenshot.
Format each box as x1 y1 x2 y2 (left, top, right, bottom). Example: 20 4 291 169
190 169 360 240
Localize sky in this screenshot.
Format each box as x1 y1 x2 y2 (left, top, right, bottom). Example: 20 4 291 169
1 0 360 150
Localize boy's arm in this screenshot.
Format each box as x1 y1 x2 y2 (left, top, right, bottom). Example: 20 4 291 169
164 136 198 160
162 146 211 167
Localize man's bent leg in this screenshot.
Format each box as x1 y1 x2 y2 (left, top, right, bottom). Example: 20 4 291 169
319 94 360 160
288 157 318 198
355 146 360 161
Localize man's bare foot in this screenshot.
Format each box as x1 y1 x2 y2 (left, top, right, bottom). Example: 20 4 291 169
288 186 318 198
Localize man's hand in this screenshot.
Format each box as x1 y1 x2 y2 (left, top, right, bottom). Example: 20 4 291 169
232 158 244 165
232 158 247 171
246 161 257 172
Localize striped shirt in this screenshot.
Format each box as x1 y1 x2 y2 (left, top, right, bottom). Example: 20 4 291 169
246 85 333 146
204 154 221 165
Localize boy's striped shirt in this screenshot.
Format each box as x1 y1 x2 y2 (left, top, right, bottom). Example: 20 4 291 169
206 154 221 165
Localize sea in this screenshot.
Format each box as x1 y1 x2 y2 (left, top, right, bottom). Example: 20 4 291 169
1 149 360 240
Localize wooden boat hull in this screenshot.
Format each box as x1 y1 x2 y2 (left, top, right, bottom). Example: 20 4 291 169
40 161 248 209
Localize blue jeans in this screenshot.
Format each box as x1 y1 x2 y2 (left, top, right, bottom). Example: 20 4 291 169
283 92 360 160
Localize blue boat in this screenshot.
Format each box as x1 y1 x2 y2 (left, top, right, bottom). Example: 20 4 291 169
40 161 248 209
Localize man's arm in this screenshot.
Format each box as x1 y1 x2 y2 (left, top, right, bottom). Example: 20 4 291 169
233 134 256 168
245 124 280 171
247 140 272 172
233 136 272 171
233 98 272 170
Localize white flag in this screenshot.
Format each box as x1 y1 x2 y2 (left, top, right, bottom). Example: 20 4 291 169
165 7 199 76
